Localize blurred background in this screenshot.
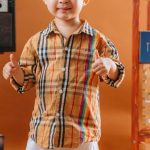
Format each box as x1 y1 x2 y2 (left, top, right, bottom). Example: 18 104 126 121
0 0 147 150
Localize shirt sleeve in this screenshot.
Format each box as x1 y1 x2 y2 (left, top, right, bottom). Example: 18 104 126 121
96 33 125 88
10 37 38 93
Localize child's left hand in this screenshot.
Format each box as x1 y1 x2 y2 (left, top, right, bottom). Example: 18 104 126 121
92 50 118 80
92 57 112 77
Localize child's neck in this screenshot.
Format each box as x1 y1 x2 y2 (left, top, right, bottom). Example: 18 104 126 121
54 17 82 39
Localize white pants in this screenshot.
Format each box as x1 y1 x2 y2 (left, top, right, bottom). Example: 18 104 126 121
26 138 99 150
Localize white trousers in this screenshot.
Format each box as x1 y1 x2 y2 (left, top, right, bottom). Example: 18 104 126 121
26 138 99 150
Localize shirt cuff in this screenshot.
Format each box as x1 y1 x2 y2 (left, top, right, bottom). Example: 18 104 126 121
100 62 125 88
10 77 25 93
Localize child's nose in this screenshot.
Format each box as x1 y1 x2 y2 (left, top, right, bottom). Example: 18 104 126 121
59 0 70 4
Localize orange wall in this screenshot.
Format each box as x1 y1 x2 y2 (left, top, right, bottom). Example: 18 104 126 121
0 0 133 150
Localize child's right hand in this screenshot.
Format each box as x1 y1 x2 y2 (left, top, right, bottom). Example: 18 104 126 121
3 54 20 80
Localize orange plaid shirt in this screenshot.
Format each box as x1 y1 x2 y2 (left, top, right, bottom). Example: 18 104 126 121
10 20 125 149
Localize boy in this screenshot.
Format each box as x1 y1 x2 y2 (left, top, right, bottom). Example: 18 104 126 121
2 0 125 150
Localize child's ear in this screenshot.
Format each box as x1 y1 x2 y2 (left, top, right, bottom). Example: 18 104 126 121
83 0 89 5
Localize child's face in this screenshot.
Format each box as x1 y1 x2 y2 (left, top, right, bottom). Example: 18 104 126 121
43 0 86 21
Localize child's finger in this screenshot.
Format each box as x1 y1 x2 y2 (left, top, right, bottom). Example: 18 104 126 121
3 72 9 80
96 69 107 76
2 62 14 79
10 54 18 67
92 65 101 73
3 68 12 79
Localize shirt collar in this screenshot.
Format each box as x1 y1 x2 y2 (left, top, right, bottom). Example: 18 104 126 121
42 19 95 37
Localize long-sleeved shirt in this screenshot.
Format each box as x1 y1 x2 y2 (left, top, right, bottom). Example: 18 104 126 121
10 20 125 149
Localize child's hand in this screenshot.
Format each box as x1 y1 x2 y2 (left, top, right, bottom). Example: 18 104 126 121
3 54 20 80
92 50 118 80
92 57 111 77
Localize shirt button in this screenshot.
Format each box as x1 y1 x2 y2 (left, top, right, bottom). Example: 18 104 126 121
64 47 68 51
61 68 65 72
56 113 59 117
59 89 63 94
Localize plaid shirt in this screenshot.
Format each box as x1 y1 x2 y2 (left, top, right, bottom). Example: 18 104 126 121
11 20 125 149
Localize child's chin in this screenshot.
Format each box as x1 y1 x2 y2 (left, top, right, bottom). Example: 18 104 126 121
56 14 72 21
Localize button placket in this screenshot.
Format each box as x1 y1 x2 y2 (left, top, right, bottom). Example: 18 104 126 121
59 89 63 94
61 67 65 72
56 112 59 117
64 47 68 52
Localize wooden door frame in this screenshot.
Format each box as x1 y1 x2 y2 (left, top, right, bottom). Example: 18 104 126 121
132 0 140 150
